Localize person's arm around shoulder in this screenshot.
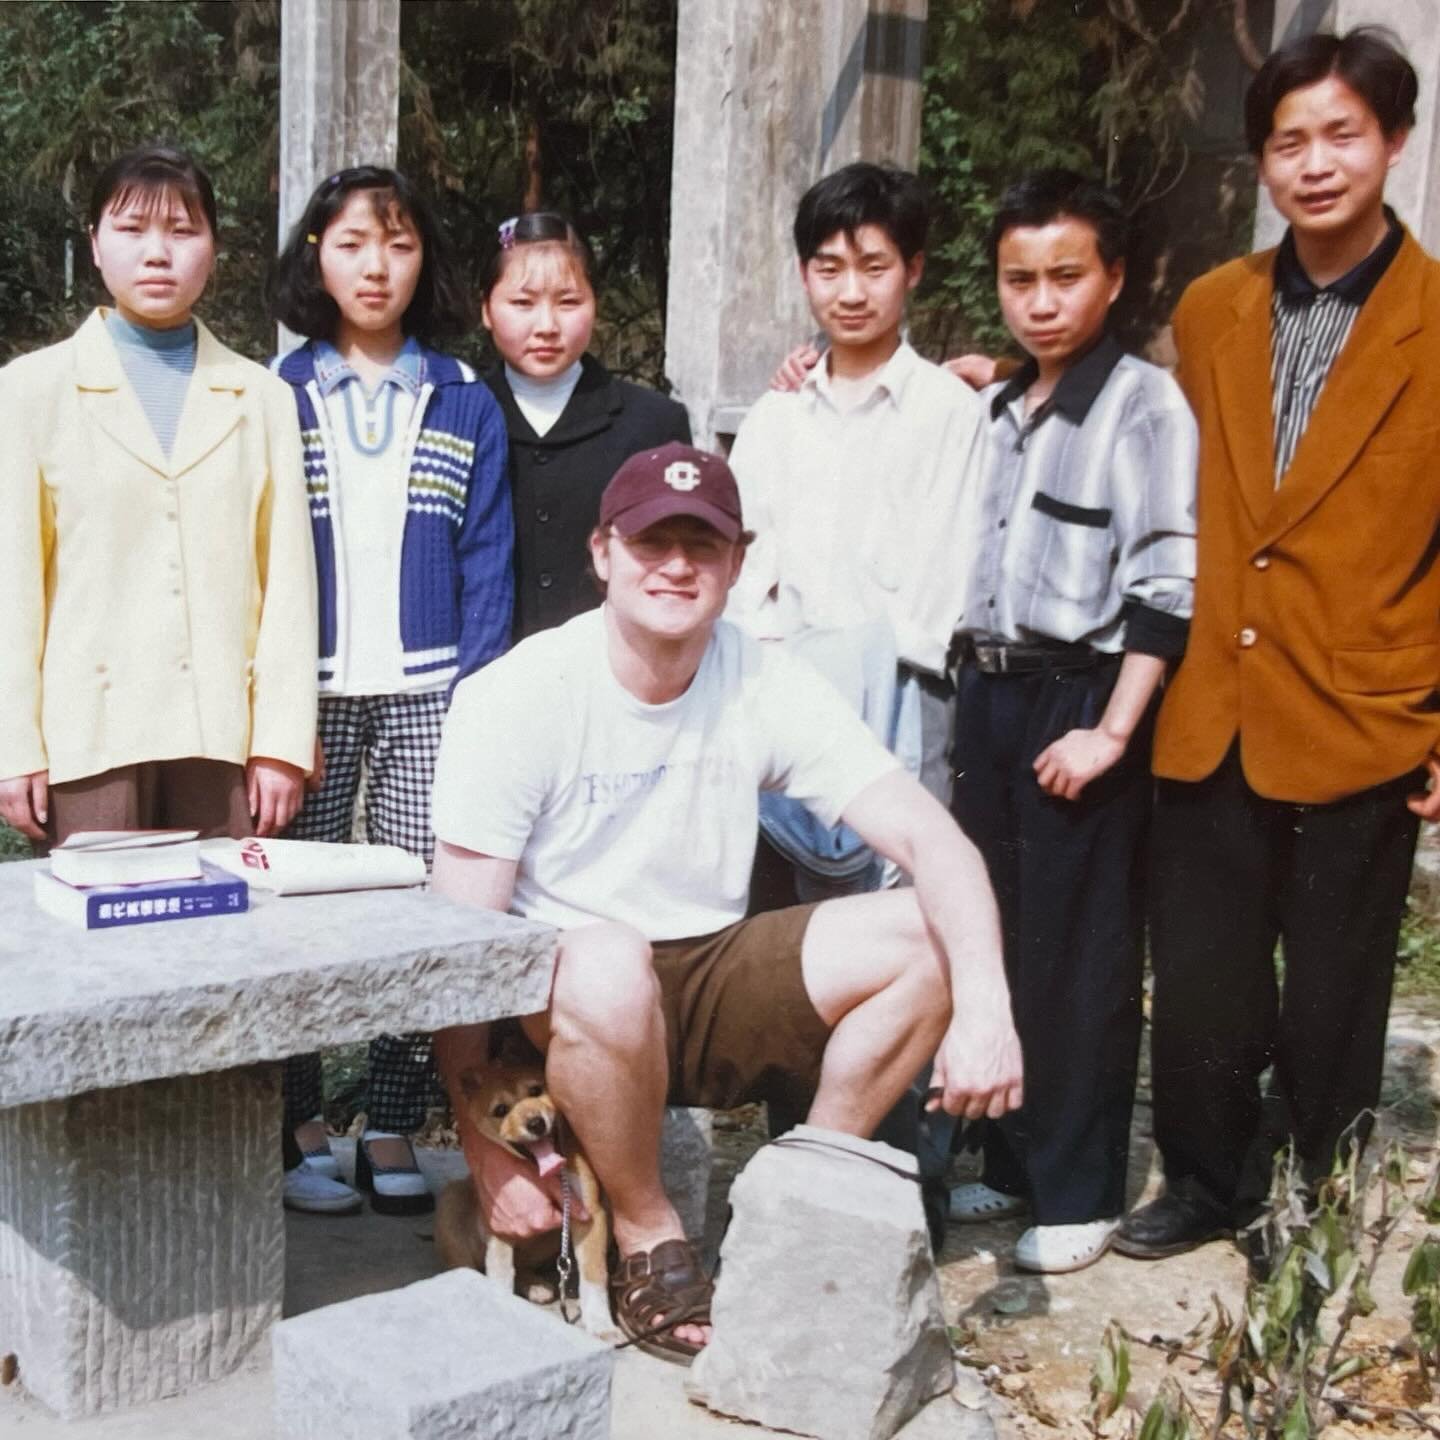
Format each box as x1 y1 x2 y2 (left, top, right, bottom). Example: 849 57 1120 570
0 356 53 840
245 374 317 834
453 385 515 686
841 770 1023 1119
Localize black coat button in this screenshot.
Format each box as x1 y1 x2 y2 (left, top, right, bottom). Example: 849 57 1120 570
539 572 554 588
535 452 551 466
537 507 550 522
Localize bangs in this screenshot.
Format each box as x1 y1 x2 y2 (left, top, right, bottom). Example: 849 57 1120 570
359 185 420 237
105 178 208 229
500 241 592 296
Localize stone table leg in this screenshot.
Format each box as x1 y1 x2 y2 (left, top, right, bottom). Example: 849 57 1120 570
0 1065 283 1419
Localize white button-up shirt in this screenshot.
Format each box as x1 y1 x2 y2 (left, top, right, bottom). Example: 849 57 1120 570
725 342 986 674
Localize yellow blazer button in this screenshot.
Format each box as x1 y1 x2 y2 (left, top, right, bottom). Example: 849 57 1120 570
1239 627 1258 648
1253 554 1270 570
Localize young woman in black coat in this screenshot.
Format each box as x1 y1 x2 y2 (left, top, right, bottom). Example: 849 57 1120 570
481 213 692 640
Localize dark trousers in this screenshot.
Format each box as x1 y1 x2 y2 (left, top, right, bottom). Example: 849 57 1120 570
1149 746 1421 1218
951 658 1149 1225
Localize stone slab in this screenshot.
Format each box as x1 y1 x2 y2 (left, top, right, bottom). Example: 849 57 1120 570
688 1125 955 1440
272 1267 612 1440
0 1067 283 1419
0 862 555 1108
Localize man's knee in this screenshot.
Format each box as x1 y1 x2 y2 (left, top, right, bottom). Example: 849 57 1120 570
886 891 951 1030
551 922 660 1043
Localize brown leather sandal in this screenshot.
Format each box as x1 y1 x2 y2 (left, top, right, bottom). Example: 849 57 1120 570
610 1238 713 1364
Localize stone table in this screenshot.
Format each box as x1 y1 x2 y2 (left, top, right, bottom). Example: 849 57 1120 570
0 862 555 1421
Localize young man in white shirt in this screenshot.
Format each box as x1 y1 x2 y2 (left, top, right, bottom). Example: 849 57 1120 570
429 443 1021 1362
726 162 986 806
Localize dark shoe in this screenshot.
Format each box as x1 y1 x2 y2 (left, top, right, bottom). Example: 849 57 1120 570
1112 1192 1230 1259
610 1238 713 1365
354 1131 435 1217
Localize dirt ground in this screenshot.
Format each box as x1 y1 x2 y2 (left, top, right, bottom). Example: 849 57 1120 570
909 1001 1440 1437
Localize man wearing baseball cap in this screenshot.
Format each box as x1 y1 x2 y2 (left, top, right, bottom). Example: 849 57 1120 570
427 442 1021 1361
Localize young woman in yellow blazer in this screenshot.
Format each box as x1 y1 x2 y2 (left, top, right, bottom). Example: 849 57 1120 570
0 146 316 846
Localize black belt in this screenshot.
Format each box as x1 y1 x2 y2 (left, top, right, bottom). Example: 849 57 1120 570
957 637 1103 675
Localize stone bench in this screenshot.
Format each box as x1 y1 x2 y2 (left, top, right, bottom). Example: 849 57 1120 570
0 863 556 1421
272 1268 613 1440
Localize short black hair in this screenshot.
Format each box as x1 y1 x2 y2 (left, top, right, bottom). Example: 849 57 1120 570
986 169 1129 271
1245 28 1418 156
793 163 929 265
268 166 474 345
481 211 596 298
88 145 218 237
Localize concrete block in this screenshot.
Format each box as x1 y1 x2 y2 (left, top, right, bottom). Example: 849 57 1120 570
0 1066 283 1419
660 1106 713 1243
0 860 555 1108
687 1124 954 1440
272 1268 613 1440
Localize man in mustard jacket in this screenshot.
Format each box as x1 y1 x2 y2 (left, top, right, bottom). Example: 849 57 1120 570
1117 30 1440 1259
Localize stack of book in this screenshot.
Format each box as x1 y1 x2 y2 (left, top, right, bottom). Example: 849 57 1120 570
34 830 249 930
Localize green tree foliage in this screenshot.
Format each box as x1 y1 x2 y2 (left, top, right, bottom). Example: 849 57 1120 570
395 0 680 382
915 0 1257 359
0 0 279 363
916 0 1094 356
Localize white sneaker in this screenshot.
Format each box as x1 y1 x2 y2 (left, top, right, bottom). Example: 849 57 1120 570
1013 1218 1120 1274
948 1182 1028 1223
283 1160 362 1215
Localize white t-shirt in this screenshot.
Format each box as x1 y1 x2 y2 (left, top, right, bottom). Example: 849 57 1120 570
431 608 900 940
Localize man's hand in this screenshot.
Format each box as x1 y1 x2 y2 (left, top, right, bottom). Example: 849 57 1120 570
770 343 821 393
1033 727 1127 801
943 353 1001 390
472 1133 587 1244
245 756 304 836
1408 754 1440 821
0 770 48 841
927 1010 1023 1120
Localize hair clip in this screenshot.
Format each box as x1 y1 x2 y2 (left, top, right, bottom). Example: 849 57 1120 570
497 216 519 250
305 233 318 245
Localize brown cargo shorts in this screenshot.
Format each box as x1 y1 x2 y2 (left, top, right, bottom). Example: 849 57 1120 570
650 901 831 1116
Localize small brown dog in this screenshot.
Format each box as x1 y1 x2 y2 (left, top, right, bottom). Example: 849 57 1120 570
435 1052 615 1339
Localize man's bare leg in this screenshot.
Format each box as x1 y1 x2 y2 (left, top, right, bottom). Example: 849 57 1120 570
531 922 710 1348
801 889 951 1134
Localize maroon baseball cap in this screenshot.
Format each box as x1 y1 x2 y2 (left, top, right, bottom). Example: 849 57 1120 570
599 442 743 542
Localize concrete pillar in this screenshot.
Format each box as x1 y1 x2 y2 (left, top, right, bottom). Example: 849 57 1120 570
0 1068 282 1419
666 0 928 448
1255 1 1440 250
278 0 401 250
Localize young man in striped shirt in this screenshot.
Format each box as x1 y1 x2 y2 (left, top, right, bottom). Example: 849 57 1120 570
945 171 1197 1273
1117 30 1440 1264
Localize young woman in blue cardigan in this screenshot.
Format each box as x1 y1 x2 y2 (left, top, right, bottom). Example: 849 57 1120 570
268 167 513 1216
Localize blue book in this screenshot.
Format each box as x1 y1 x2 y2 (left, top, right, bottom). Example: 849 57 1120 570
33 860 249 930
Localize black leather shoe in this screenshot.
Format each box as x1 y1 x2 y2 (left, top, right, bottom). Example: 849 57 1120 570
1111 1192 1231 1259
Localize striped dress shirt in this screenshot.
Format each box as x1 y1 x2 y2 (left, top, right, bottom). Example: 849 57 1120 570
1269 213 1403 483
962 335 1197 657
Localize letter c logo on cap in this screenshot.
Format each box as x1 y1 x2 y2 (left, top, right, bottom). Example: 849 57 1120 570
664 460 702 492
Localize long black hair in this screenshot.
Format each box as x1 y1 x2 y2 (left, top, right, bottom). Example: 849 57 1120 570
268 166 474 345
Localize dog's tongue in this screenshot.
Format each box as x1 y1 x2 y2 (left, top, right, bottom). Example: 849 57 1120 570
527 1135 564 1177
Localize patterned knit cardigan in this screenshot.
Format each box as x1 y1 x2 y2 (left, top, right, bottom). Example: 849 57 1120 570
273 343 513 693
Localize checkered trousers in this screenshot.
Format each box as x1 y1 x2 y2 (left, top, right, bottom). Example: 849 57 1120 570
283 691 450 1134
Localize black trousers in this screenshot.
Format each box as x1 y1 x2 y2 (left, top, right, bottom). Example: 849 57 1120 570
1149 746 1421 1217
951 658 1150 1224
